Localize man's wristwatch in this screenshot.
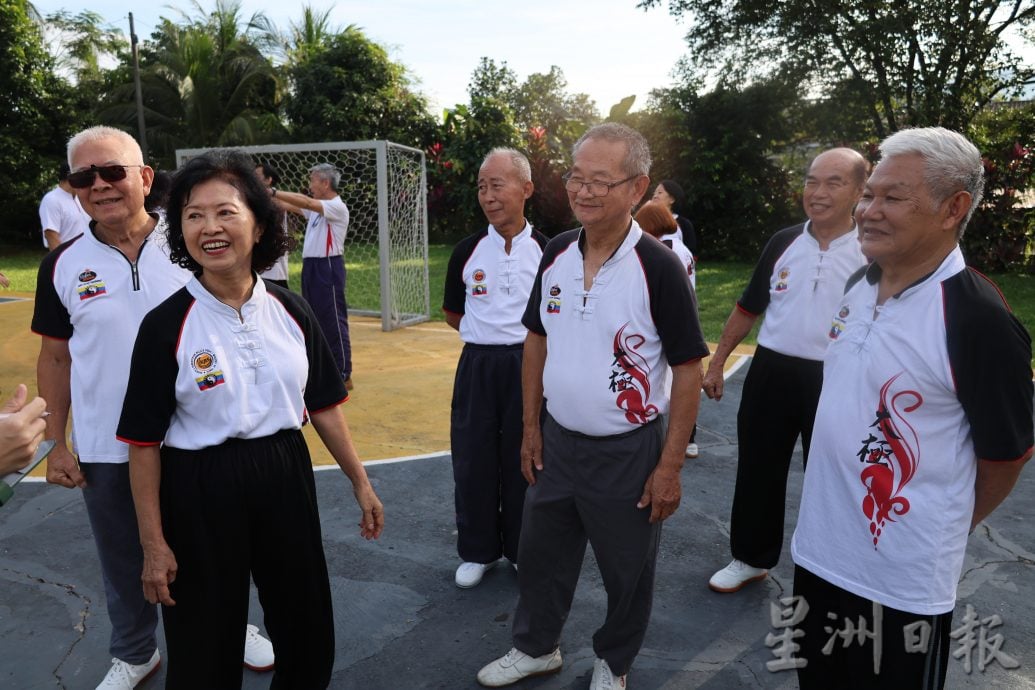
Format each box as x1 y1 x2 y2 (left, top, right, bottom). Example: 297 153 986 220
270 187 277 197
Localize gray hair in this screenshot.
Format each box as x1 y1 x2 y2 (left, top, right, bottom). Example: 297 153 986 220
482 147 532 183
573 123 652 177
878 127 984 238
310 163 341 190
67 126 144 167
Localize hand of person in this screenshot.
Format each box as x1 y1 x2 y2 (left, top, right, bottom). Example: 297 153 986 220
702 363 725 401
0 385 47 476
141 541 178 606
0 271 10 288
520 426 544 486
638 464 682 523
44 443 87 489
353 482 384 540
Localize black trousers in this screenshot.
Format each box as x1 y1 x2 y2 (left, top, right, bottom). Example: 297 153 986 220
450 343 527 563
793 566 952 689
160 430 334 689
730 346 823 568
512 413 664 676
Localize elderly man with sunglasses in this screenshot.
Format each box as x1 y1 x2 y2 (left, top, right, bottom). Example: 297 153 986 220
32 126 273 689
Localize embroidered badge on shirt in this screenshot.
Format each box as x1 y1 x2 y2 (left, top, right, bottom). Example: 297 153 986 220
473 269 486 282
775 267 790 292
829 304 850 340
76 268 106 300
190 349 226 390
472 284 488 296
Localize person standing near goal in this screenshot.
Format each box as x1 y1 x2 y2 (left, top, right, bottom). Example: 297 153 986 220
442 148 548 589
273 164 354 389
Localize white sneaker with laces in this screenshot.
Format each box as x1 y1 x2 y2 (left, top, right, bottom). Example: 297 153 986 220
685 443 699 459
590 658 627 690
476 647 563 687
455 560 498 588
708 559 768 593
95 649 160 689
243 624 275 671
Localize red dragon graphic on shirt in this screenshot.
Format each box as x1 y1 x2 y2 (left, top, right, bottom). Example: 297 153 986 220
857 372 923 548
609 322 658 424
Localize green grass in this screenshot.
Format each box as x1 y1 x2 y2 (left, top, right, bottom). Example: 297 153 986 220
4 245 1034 361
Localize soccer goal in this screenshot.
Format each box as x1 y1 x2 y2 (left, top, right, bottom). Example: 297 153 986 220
175 141 430 331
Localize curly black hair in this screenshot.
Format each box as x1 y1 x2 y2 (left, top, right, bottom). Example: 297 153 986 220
166 149 294 274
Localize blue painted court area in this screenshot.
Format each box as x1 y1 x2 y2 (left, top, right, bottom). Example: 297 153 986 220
1 365 1033 688
0 297 27 304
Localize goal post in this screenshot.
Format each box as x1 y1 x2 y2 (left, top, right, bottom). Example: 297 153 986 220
175 141 430 331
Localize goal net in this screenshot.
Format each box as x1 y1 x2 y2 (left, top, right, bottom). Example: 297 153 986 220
175 141 430 331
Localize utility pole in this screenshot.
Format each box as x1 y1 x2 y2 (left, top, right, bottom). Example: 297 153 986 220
129 13 148 159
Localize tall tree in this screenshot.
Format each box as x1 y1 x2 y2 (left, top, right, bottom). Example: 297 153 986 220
98 0 282 167
1 0 80 246
284 24 436 148
640 0 1035 134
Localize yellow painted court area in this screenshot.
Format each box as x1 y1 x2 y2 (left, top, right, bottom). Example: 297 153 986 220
0 292 747 473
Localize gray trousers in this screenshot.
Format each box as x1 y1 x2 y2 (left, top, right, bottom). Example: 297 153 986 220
512 412 664 677
81 462 159 665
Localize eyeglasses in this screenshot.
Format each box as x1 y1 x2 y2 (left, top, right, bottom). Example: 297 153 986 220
561 173 639 197
66 164 144 189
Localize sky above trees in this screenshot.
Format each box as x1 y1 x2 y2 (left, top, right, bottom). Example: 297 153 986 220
33 0 693 115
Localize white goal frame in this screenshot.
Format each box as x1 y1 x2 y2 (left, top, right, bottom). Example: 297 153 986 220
176 141 430 331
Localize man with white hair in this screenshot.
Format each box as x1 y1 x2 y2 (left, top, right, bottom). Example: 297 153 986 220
790 127 1033 688
442 148 547 589
478 123 708 689
275 164 354 389
33 126 273 688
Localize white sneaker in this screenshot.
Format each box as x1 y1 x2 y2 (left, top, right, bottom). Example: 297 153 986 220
708 559 768 593
590 658 627 690
455 560 498 588
243 624 275 671
685 443 699 459
96 649 160 689
476 647 563 687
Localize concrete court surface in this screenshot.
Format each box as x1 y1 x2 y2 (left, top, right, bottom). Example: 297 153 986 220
1 295 1034 688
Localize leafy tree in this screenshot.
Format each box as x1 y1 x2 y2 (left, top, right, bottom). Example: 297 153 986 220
98 0 282 167
964 103 1035 272
640 0 1035 135
0 0 80 246
634 77 798 260
284 24 437 149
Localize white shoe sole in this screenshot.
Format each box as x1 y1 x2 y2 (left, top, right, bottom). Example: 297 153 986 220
708 570 768 593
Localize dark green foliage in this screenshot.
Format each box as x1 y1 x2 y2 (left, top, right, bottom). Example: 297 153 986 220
632 79 799 260
0 0 83 247
285 26 437 150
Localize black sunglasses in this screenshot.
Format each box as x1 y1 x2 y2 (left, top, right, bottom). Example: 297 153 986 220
67 164 144 189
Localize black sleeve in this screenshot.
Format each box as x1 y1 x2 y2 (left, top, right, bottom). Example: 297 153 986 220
944 269 1034 461
522 229 579 336
30 240 77 339
737 224 804 315
116 289 193 444
268 283 348 412
442 232 482 316
530 229 549 251
638 235 710 365
677 216 698 255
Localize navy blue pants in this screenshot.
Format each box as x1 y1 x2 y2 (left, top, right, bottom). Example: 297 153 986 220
512 413 665 677
730 345 823 568
81 462 160 665
302 256 352 379
160 430 334 689
450 343 526 563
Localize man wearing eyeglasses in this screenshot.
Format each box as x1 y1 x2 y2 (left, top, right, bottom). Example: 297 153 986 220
31 126 273 688
477 123 708 689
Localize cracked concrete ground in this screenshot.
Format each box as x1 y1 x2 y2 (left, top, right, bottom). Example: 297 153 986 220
1 364 1033 689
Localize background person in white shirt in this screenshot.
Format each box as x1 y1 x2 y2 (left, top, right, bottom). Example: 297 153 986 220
274 164 354 389
38 161 91 250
